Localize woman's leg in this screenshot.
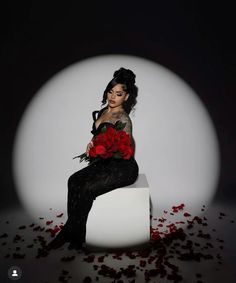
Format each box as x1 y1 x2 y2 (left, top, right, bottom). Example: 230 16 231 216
46 165 95 250
64 159 138 244
47 159 138 249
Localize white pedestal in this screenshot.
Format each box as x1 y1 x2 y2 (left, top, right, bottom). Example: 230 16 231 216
86 174 150 249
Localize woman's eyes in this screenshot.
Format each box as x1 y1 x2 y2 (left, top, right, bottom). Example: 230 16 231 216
108 91 123 96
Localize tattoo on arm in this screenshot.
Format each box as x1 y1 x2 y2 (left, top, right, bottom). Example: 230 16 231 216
120 114 132 137
104 112 133 137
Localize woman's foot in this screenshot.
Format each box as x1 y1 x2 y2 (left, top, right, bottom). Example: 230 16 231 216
46 231 69 250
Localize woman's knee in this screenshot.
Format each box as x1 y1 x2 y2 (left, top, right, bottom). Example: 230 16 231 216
67 167 88 188
67 173 78 190
67 172 86 196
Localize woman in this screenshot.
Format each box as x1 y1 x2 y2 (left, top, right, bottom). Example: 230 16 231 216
47 67 139 250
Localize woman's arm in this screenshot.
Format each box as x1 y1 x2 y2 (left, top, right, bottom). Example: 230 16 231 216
120 113 133 137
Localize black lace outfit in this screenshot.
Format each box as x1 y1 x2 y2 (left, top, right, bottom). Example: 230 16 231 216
61 110 139 244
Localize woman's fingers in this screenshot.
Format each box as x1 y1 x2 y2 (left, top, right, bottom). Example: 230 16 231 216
87 141 93 151
86 141 94 156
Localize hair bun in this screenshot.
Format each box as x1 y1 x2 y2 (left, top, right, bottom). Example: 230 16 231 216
113 67 136 85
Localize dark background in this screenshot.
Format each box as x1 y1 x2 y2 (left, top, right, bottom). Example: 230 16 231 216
1 1 235 209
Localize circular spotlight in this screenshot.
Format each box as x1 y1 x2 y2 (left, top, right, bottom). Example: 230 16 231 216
12 55 220 221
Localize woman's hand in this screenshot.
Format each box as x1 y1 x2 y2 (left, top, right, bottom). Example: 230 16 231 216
86 140 94 156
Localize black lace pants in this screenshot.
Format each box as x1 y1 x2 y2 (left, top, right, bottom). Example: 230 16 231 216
61 158 139 243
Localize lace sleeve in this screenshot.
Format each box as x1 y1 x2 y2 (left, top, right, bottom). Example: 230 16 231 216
120 113 133 137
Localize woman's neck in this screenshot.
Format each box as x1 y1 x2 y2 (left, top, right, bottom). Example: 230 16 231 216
106 106 124 114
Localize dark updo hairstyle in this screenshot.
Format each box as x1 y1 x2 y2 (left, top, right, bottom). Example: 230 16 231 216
101 67 138 114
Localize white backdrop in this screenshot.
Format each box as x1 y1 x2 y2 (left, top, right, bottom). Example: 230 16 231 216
12 55 220 221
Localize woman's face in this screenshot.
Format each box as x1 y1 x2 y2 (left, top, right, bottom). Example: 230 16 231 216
107 84 129 109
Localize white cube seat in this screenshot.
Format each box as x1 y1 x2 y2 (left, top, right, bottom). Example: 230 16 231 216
86 174 150 249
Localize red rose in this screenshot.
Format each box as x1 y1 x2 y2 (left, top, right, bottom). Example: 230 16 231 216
89 147 97 157
117 131 130 144
87 124 134 160
101 150 113 159
117 143 126 153
95 145 106 155
106 126 116 136
122 146 134 159
94 133 106 146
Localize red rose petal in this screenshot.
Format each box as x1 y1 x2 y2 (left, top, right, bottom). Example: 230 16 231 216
61 256 75 262
18 225 26 230
0 233 8 238
98 256 105 262
57 213 64 218
83 255 95 263
83 276 92 283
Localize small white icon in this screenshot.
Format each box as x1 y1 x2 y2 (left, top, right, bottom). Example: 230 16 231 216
12 270 18 277
8 266 22 280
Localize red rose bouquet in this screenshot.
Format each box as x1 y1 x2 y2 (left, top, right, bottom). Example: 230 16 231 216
74 121 134 163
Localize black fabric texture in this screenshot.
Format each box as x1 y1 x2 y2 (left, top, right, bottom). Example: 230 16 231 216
60 110 139 244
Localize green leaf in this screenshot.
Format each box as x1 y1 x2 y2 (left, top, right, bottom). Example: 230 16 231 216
73 152 90 163
101 126 107 133
113 152 122 159
115 121 126 131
